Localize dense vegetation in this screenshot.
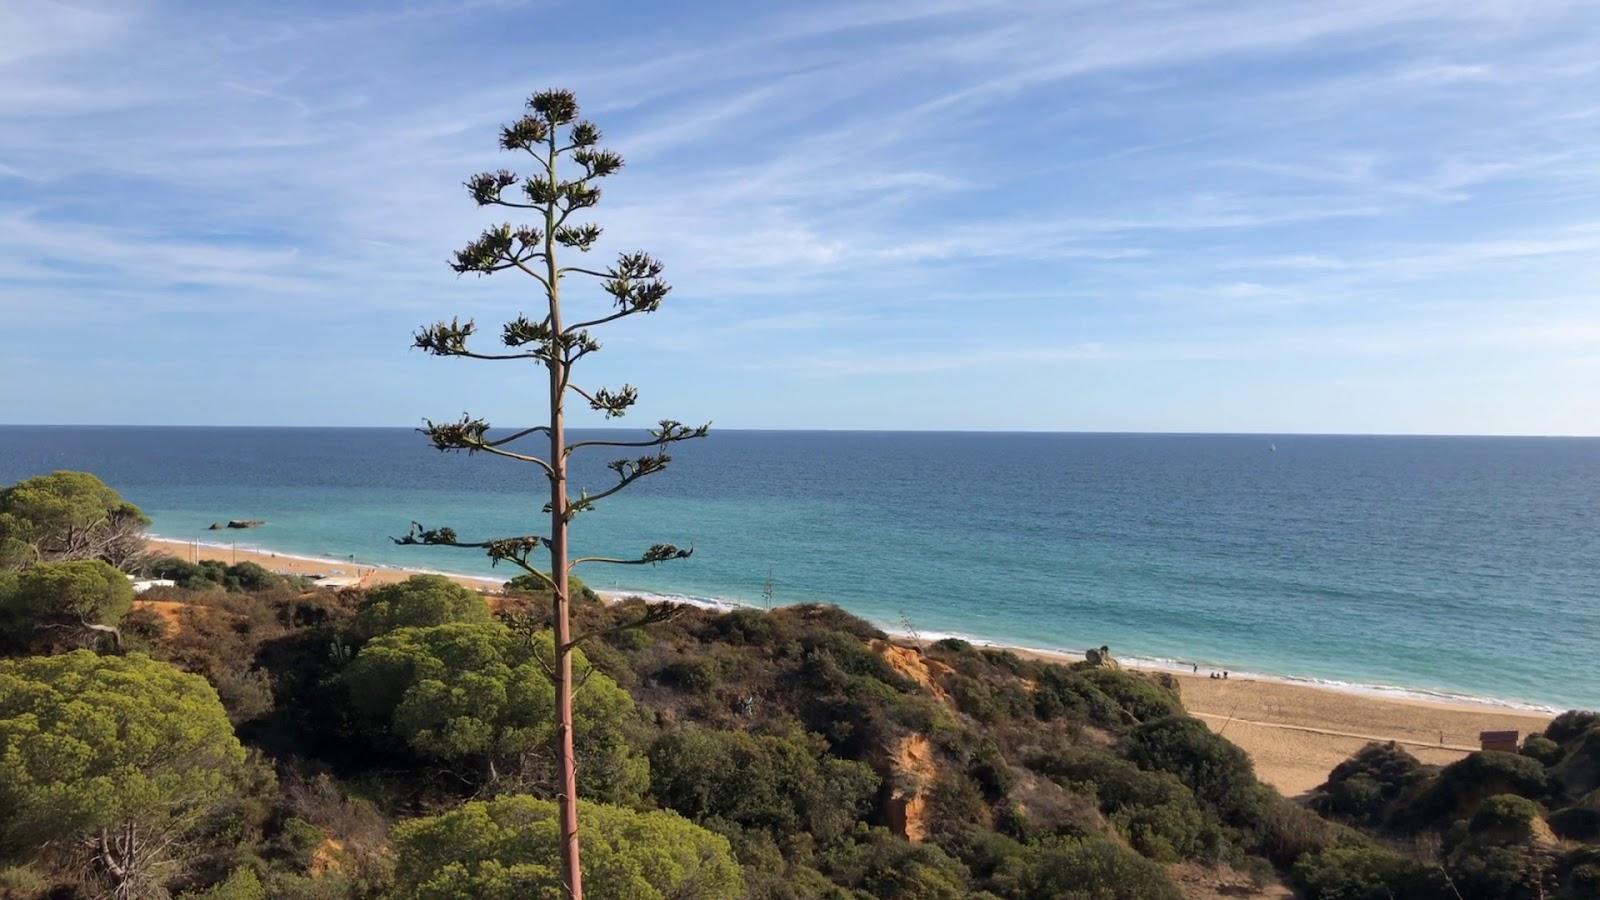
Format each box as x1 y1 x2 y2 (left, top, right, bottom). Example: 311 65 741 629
0 471 1596 898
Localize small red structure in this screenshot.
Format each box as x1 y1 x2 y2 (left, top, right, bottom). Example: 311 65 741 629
1479 730 1519 752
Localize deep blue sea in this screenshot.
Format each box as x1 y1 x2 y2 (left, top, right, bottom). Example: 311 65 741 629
2 426 1596 710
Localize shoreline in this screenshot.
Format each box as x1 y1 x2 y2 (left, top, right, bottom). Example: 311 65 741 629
146 534 1564 715
145 536 1561 795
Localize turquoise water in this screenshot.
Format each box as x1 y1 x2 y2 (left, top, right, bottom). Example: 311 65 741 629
2 426 1596 710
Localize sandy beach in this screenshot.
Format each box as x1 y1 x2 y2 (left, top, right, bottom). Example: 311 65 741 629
146 537 503 589
1003 644 1554 795
144 537 1557 796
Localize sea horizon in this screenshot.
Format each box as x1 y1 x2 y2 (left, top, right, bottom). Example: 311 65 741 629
8 423 1600 439
4 424 1597 711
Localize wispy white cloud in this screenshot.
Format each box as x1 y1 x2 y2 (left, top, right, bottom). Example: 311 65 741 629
3 0 1600 432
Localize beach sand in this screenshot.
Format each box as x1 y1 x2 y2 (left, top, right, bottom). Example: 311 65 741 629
144 537 1557 796
1002 644 1553 795
146 537 503 589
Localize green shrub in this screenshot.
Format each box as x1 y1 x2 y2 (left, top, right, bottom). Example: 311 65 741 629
1076 668 1183 722
1121 715 1263 825
821 829 970 900
0 652 250 897
968 740 1014 801
1550 727 1600 800
1406 751 1549 828
344 623 646 801
1012 835 1182 900
1254 796 1354 869
351 574 489 638
1031 748 1215 861
1028 667 1126 729
1312 741 1429 826
0 470 149 569
5 558 133 628
1445 844 1558 900
503 571 592 599
1546 711 1600 745
1292 845 1447 900
948 673 1032 724
223 561 280 592
658 657 720 694
179 867 266 900
390 795 743 899
275 817 327 869
1522 733 1565 766
147 558 285 593
0 864 50 897
1467 794 1544 845
649 725 878 847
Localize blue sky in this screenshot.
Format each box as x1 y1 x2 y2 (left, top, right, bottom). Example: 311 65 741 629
3 1 1599 434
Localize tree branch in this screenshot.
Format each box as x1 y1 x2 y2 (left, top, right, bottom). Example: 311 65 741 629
511 257 552 291
421 416 555 477
570 543 693 568
564 308 639 333
567 420 710 454
483 425 551 448
562 452 670 517
392 523 551 570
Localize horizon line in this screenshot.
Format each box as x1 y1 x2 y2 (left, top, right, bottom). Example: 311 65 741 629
2 423 1598 439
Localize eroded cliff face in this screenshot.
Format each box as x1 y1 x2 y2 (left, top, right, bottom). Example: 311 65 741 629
884 732 938 843
871 638 954 703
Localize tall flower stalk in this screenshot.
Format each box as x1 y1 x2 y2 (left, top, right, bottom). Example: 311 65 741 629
401 88 707 899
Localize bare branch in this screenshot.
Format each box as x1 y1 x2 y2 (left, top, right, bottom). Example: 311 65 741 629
567 419 710 454
510 257 553 291
483 425 552 448
564 308 637 333
421 416 555 477
392 522 551 570
570 543 693 568
562 453 670 517
415 318 548 361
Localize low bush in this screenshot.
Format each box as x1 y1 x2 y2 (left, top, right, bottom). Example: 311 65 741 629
1467 794 1544 845
1405 751 1549 828
148 557 286 593
1121 715 1264 826
1292 845 1447 900
1031 748 1217 861
1445 843 1559 900
1523 733 1565 766
1011 835 1183 900
179 867 266 900
1075 667 1183 722
390 795 744 899
503 570 593 599
1312 741 1430 826
350 574 489 638
649 724 879 847
1546 711 1600 745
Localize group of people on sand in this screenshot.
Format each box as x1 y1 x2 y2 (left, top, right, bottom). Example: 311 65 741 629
1191 663 1229 680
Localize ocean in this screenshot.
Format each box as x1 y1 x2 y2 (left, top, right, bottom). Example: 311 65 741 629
1 426 1596 711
